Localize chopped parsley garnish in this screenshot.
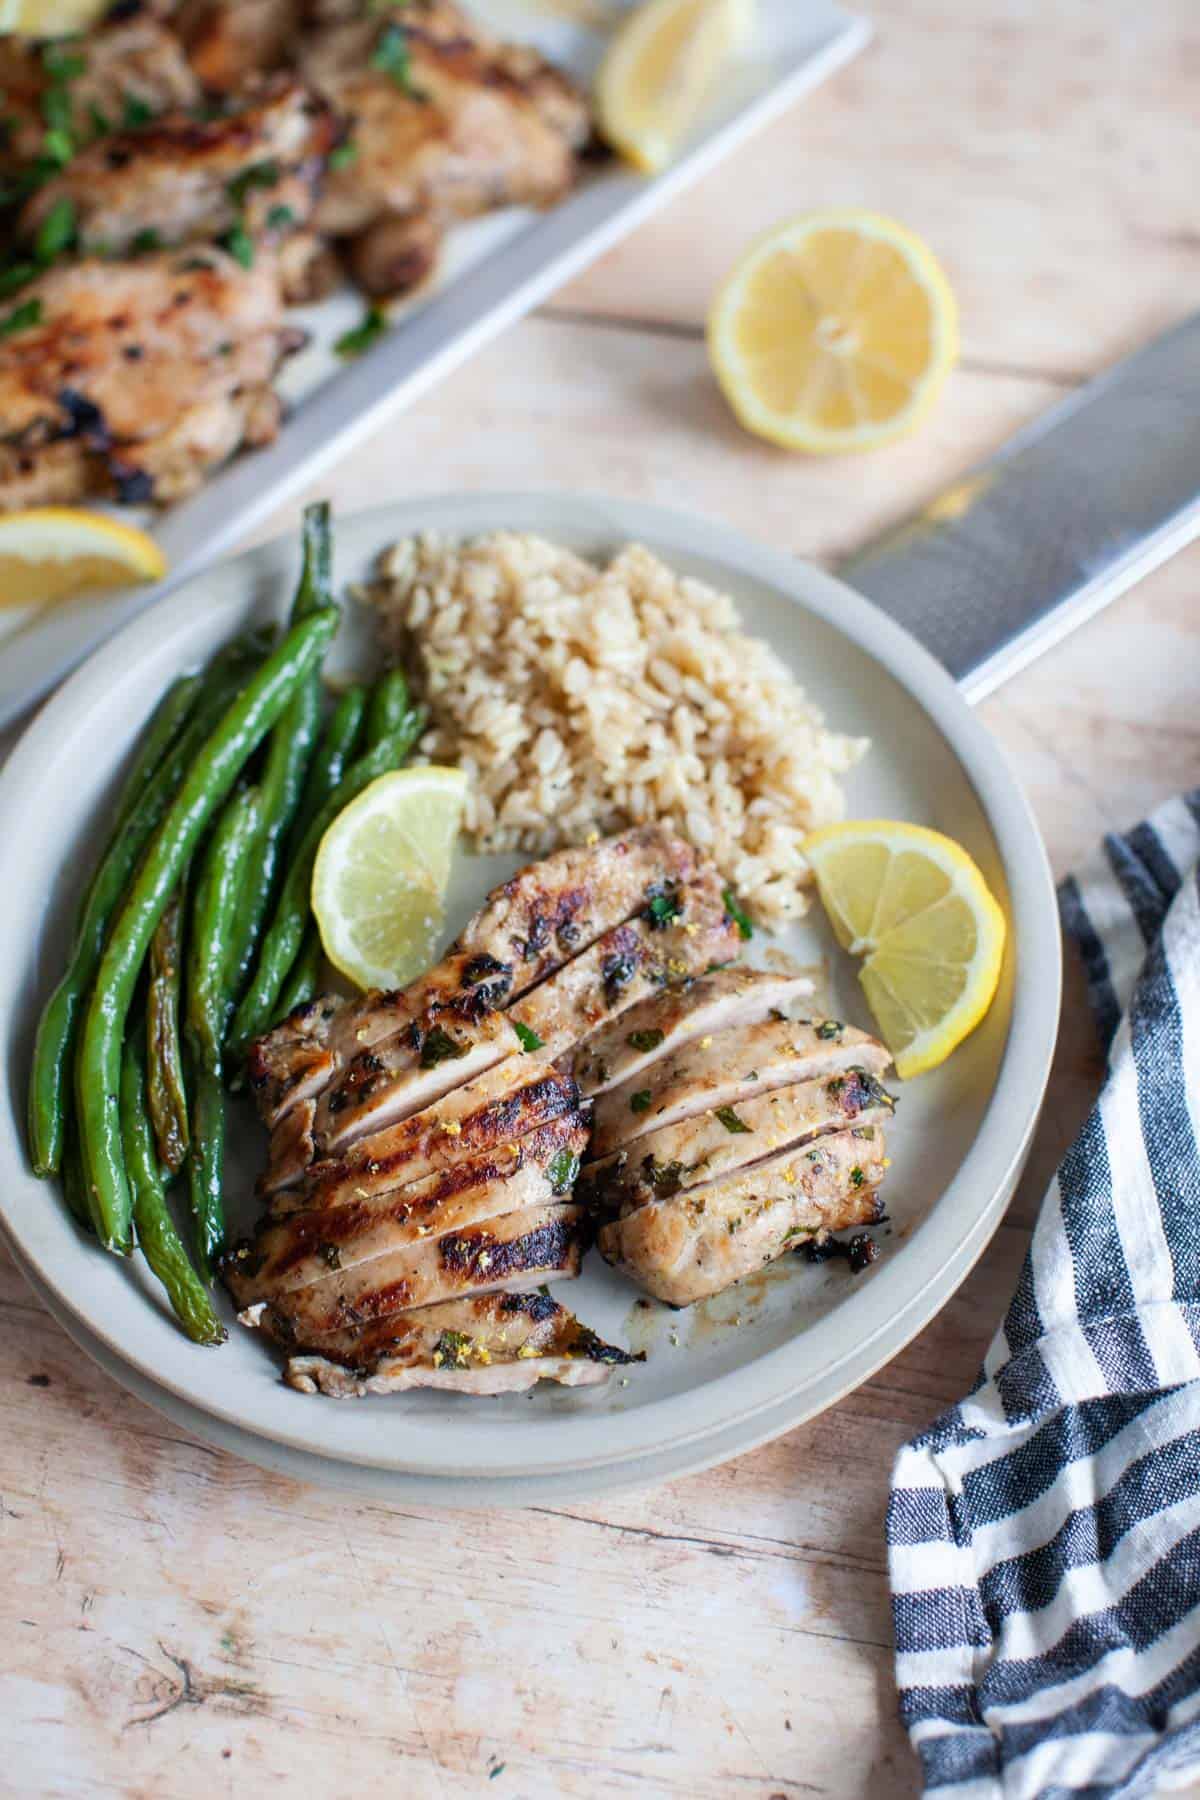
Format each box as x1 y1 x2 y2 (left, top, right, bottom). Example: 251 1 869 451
432 1329 473 1370
334 303 388 358
629 1089 652 1115
0 298 42 338
41 127 73 167
121 92 155 129
547 1147 581 1194
222 222 255 268
42 44 87 81
0 263 37 299
722 886 754 940
816 1019 842 1040
648 1159 684 1197
627 1028 664 1054
227 159 279 206
88 102 112 139
643 884 682 929
34 195 76 262
715 1105 750 1134
130 228 161 255
419 1026 468 1069
327 140 358 169
510 1019 543 1053
371 21 416 90
40 83 73 136
265 203 295 231
849 1165 866 1188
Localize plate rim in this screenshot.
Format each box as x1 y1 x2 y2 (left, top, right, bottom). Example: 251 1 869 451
0 491 1061 1484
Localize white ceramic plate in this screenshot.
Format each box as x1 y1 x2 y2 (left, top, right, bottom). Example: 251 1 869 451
0 0 869 728
0 494 1061 1498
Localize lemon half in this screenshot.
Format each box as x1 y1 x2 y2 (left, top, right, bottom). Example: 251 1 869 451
804 820 1006 1079
595 0 754 174
311 766 468 993
0 508 167 609
708 210 958 453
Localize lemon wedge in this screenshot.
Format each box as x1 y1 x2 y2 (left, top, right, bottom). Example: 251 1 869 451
311 766 469 993
804 820 1006 1079
0 0 108 30
708 210 958 453
0 509 167 609
595 0 754 174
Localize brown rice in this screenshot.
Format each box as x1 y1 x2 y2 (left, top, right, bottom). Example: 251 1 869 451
367 532 867 923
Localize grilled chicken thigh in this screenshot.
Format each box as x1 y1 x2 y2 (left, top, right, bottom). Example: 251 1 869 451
283 1290 637 1398
299 0 590 295
598 1127 888 1307
19 80 335 262
177 0 303 92
0 246 298 509
590 1017 892 1159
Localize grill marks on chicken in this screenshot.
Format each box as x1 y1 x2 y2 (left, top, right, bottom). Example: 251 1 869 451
597 1128 888 1307
0 248 299 509
301 0 591 296
19 80 335 262
283 1290 638 1398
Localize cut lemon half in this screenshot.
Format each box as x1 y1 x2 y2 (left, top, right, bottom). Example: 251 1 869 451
0 0 108 30
708 210 958 453
804 820 1006 1079
0 508 167 609
595 0 754 174
311 766 468 993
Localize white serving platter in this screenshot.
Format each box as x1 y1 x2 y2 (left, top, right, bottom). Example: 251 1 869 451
0 0 870 728
0 492 1060 1501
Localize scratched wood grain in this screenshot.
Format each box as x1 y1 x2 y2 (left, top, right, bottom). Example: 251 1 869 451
5 3 1200 1794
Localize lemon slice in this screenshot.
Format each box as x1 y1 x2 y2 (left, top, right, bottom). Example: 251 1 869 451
0 0 108 30
804 820 1006 1079
595 0 754 174
0 509 167 609
708 210 958 453
311 766 468 993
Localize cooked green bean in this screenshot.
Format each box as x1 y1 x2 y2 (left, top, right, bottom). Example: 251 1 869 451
285 683 368 854
185 1060 228 1284
28 632 271 1180
273 925 324 1024
364 668 409 749
107 676 202 843
146 894 189 1173
60 1123 94 1235
189 787 261 1074
121 1032 224 1345
226 505 335 998
229 707 425 1058
75 609 339 1254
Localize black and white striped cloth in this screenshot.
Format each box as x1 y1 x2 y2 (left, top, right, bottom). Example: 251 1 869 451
888 792 1200 1798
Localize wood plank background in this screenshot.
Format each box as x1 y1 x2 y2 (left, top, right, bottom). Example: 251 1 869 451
4 2 1198 1793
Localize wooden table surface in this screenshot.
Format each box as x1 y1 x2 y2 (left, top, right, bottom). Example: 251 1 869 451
5 3 1198 1794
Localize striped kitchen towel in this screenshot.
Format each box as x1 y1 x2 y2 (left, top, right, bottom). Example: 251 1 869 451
887 791 1200 1799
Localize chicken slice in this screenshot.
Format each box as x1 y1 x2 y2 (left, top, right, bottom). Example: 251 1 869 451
269 1066 581 1214
598 1127 888 1306
176 0 303 92
246 825 703 1126
310 868 736 1156
225 1109 587 1306
19 80 335 261
0 247 298 510
281 1290 638 1398
243 1201 588 1341
572 966 816 1099
590 1018 892 1159
582 1067 895 1215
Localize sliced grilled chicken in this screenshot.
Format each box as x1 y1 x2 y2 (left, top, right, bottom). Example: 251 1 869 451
302 866 736 1158
301 0 590 295
244 1201 588 1341
225 1110 587 1306
282 1291 638 1398
20 80 335 262
582 1067 894 1215
598 1128 888 1306
0 19 200 169
177 0 303 92
590 1017 891 1159
572 966 816 1099
269 1065 581 1213
246 824 703 1126
0 247 298 510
